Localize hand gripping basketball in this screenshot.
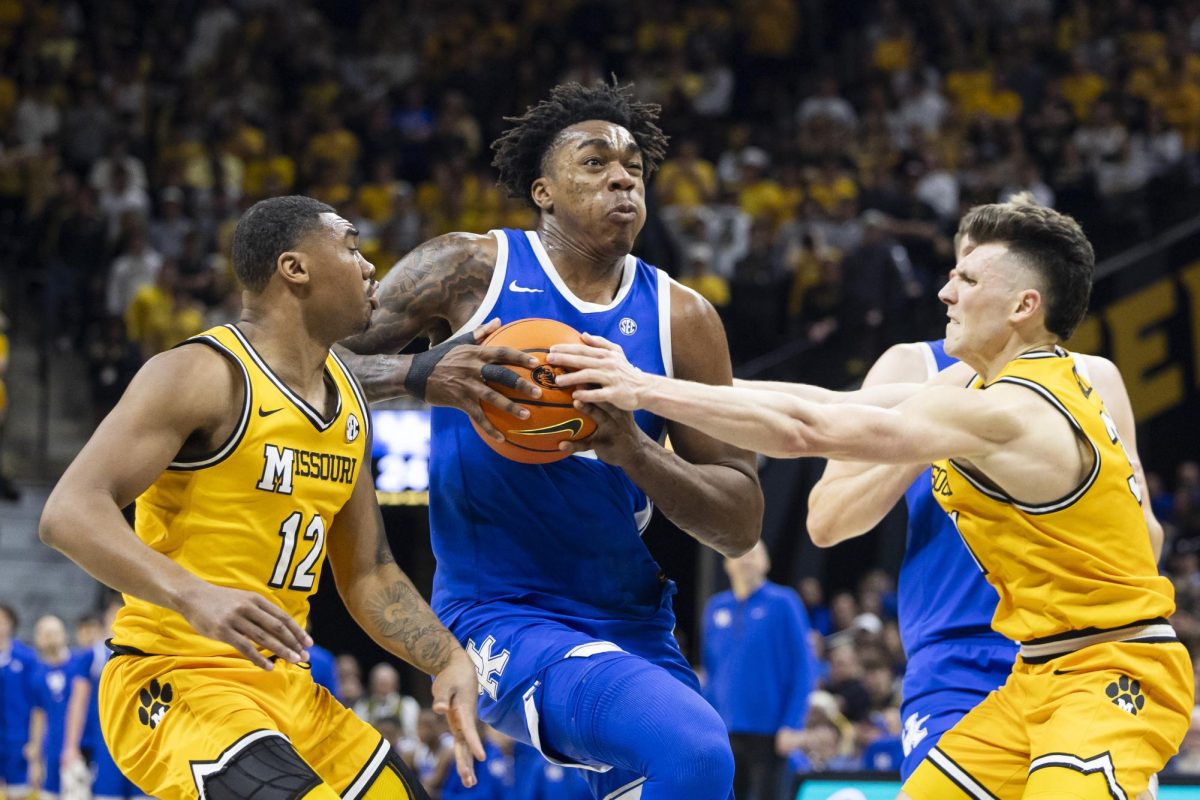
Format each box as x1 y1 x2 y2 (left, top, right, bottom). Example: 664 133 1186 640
470 318 599 464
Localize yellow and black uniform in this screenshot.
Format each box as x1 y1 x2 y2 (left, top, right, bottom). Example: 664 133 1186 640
904 348 1192 799
99 324 424 800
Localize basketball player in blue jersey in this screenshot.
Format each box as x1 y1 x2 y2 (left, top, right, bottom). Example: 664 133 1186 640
803 217 1163 781
338 82 763 799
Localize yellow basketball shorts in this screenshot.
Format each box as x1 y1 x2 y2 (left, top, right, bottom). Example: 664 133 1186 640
99 653 424 800
903 640 1193 799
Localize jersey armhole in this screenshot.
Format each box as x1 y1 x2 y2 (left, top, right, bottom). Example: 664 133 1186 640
951 376 1100 514
167 337 252 471
446 229 509 339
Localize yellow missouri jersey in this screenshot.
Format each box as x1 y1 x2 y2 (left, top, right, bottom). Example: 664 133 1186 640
111 324 371 658
933 347 1174 644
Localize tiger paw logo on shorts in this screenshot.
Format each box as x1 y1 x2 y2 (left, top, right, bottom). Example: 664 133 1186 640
137 678 174 729
1105 675 1145 715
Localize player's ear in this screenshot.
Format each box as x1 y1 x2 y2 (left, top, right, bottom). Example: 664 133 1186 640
531 177 553 213
277 251 310 286
1013 288 1041 323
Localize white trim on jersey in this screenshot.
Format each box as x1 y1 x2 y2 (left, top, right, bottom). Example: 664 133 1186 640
564 641 625 659
928 747 999 799
522 682 613 774
340 738 392 800
225 325 342 431
1073 353 1091 382
603 778 647 799
919 341 939 380
1028 752 1126 800
526 231 636 313
656 269 674 379
447 229 510 340
170 335 252 469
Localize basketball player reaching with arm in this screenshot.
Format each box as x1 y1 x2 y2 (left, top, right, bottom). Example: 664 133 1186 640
337 83 763 800
553 200 1191 799
40 197 485 800
796 207 1163 782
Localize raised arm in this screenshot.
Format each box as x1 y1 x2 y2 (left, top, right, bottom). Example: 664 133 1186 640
39 347 312 669
334 233 541 439
553 337 1023 464
807 344 934 547
326 444 485 786
1081 354 1164 560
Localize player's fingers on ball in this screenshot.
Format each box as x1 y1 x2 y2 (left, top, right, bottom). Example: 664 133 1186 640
474 318 501 340
484 345 539 369
464 404 504 441
478 387 529 420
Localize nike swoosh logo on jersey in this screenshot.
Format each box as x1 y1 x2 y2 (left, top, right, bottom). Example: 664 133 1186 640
509 280 544 293
258 406 283 417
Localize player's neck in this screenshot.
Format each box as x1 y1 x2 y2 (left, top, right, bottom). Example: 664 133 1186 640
236 308 331 399
536 222 628 304
41 647 68 666
973 332 1059 383
731 575 766 601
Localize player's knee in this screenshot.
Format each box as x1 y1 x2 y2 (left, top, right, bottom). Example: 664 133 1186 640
649 698 734 794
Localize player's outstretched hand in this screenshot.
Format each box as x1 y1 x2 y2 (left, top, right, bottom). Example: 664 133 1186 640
431 650 487 788
549 333 648 411
422 318 543 442
178 583 313 670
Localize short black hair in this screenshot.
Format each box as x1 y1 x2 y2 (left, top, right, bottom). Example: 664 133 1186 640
231 195 334 292
491 82 669 208
959 199 1095 339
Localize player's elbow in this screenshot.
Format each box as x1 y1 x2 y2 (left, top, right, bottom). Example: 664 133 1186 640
806 507 840 548
38 497 70 550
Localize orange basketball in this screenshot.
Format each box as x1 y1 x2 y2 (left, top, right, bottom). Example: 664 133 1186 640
471 318 597 464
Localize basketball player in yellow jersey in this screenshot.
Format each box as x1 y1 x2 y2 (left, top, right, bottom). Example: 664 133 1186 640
551 199 1193 799
38 196 492 800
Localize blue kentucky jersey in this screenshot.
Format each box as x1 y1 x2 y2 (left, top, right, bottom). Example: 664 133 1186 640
1 639 36 746
31 657 73 755
897 340 1012 656
430 229 674 625
73 642 107 753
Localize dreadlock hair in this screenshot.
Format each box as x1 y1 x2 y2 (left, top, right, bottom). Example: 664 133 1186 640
491 81 669 208
957 194 1095 340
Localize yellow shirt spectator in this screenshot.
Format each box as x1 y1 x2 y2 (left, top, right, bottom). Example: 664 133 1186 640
655 157 718 208
304 123 360 182
125 284 205 359
808 174 857 215
679 274 731 308
1059 71 1108 121
243 154 297 198
738 179 790 229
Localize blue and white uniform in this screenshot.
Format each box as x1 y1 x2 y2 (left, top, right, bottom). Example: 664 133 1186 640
1 639 36 792
897 340 1017 778
73 643 146 799
29 656 73 798
430 229 733 800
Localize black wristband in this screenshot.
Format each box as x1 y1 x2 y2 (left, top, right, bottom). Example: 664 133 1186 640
403 331 476 401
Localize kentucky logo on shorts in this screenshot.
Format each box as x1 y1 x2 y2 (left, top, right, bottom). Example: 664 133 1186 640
1106 675 1146 715
467 636 510 701
137 678 174 729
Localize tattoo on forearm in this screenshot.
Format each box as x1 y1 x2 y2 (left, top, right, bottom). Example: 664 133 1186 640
363 577 457 673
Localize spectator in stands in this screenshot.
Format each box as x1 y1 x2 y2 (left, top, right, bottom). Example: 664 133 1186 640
1 603 36 798
25 616 72 800
355 662 420 743
702 542 817 800
104 227 162 320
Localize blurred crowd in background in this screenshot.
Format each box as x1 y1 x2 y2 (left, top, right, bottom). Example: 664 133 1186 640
3 0 1200 796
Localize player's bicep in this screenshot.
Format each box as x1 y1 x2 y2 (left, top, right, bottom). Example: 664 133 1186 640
339 232 497 354
666 283 757 473
53 347 229 509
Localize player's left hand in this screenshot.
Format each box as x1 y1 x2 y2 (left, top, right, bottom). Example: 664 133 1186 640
431 650 487 788
549 333 649 411
559 401 647 466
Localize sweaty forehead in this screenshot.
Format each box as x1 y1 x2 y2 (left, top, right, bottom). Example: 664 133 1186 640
550 120 640 156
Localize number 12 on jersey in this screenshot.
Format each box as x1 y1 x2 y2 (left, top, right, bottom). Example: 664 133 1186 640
268 512 326 590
